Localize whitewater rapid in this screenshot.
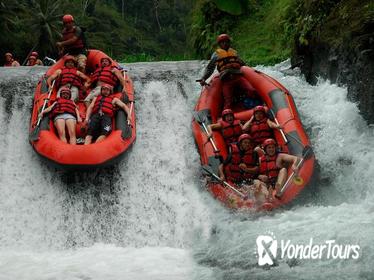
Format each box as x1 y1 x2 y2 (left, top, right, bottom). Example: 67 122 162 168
0 61 373 280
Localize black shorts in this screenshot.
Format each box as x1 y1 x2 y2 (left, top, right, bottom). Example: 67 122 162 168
87 113 112 137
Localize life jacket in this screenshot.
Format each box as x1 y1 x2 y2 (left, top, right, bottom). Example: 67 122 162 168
215 48 243 72
59 67 82 88
225 143 257 181
259 154 280 183
93 95 115 117
4 60 13 67
91 66 119 87
219 119 242 145
250 118 272 145
51 98 76 118
62 26 85 53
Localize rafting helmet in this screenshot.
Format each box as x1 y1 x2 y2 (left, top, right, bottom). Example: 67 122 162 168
60 87 71 98
238 133 252 143
5 52 12 58
64 55 76 65
217 34 231 43
254 105 266 114
28 55 36 61
222 109 234 120
101 83 113 93
62 14 74 24
100 57 112 65
262 138 276 148
31 51 38 57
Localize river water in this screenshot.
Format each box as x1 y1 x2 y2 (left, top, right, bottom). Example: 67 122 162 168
0 61 372 280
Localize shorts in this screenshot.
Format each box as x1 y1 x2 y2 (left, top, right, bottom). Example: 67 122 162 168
87 113 112 137
84 86 101 104
57 85 79 101
54 113 77 122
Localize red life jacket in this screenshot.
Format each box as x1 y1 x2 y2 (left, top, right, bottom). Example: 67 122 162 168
225 143 257 181
250 118 272 145
4 60 13 67
219 119 242 145
59 67 82 88
259 154 280 182
91 66 119 87
93 95 115 117
215 48 243 72
62 26 85 53
51 98 76 118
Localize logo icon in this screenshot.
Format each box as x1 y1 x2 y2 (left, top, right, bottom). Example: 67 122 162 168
256 233 277 266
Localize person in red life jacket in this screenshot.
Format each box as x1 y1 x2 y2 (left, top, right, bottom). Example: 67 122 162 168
257 138 300 196
47 55 90 101
4 53 20 67
242 105 282 147
207 109 243 145
38 87 82 145
84 84 131 144
196 34 257 109
56 14 87 72
26 51 43 66
218 133 259 183
84 57 127 106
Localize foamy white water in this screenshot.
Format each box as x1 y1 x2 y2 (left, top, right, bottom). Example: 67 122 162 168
0 61 373 280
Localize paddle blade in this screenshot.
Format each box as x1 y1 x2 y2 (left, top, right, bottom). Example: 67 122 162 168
302 145 314 159
122 124 132 139
29 126 40 142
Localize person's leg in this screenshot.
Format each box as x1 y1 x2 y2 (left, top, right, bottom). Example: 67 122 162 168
275 167 288 194
76 54 87 73
222 79 235 109
54 119 67 143
95 135 107 143
66 119 77 145
84 86 101 107
237 76 256 98
70 86 79 101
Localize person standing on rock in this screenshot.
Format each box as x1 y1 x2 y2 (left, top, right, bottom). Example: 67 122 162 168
197 34 257 109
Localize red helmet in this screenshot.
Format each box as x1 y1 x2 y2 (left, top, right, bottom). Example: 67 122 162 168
238 133 252 143
262 138 276 148
222 109 234 119
31 51 38 57
101 83 113 92
62 14 74 24
60 87 71 98
29 55 36 60
217 34 231 43
64 55 76 64
5 52 12 57
254 105 266 114
100 57 112 65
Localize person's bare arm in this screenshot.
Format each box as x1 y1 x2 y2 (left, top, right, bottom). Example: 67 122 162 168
38 102 57 118
113 98 131 121
207 123 221 138
267 118 282 129
242 116 254 131
77 71 91 88
75 106 82 122
114 69 127 94
279 154 300 171
84 97 97 124
218 163 225 181
47 70 61 88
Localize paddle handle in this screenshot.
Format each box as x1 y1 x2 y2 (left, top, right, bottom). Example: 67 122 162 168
207 168 247 198
201 122 219 153
127 101 133 126
35 80 55 127
269 109 288 144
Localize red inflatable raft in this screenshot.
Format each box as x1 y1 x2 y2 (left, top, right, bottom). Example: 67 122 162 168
192 66 315 211
29 50 136 170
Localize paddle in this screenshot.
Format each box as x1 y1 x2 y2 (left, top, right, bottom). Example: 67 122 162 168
29 80 56 142
194 111 220 153
195 79 209 87
123 100 133 139
202 165 248 199
268 108 288 144
276 145 314 198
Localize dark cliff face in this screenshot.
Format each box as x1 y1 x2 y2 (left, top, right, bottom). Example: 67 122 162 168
291 0 374 123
